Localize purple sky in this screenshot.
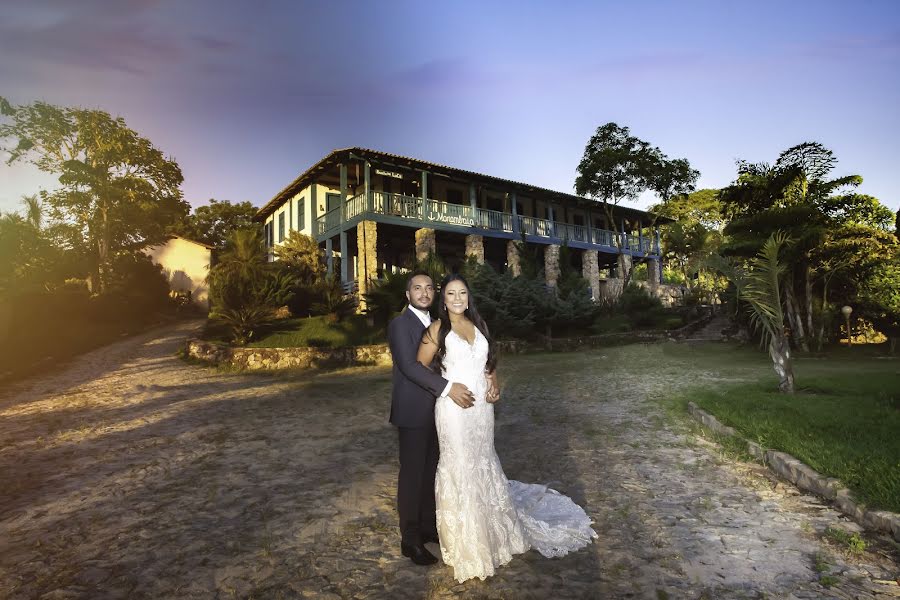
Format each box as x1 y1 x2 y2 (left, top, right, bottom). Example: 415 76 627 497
2 0 899 218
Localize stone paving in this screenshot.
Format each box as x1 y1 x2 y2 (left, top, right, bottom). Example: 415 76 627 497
0 321 897 599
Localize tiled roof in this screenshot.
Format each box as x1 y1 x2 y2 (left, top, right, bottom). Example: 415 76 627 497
255 147 674 224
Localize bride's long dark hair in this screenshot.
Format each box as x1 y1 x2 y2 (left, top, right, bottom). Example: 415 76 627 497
430 273 497 374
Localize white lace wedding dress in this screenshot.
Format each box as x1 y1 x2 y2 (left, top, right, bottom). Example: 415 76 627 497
435 328 598 583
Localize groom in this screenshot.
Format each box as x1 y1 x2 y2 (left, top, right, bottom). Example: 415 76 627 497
387 270 474 566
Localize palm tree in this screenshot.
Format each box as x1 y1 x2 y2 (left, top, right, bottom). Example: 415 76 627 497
22 195 42 229
207 227 294 344
741 231 794 393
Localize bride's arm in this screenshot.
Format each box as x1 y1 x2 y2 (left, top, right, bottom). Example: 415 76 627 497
418 322 475 409
416 321 441 368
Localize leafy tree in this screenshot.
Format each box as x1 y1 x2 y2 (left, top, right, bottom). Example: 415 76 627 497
174 199 259 248
0 197 72 295
719 142 897 351
858 258 900 353
576 122 698 284
644 151 700 225
575 123 655 282
650 189 724 231
650 189 726 303
275 230 325 285
0 98 188 293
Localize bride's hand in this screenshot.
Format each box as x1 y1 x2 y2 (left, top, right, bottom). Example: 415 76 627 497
486 373 500 403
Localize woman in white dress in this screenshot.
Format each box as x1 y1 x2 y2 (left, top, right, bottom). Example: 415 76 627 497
416 274 598 583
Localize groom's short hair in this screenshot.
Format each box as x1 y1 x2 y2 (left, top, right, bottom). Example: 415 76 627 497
406 269 433 292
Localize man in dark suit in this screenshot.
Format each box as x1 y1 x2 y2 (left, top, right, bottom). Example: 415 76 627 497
388 270 474 566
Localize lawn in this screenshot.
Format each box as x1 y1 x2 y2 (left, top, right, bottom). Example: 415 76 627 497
662 343 900 513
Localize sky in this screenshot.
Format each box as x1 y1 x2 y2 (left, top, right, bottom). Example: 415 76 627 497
1 0 899 218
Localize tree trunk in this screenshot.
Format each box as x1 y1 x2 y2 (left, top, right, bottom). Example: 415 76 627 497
804 265 815 350
98 204 110 294
784 284 809 352
769 334 795 393
816 283 829 353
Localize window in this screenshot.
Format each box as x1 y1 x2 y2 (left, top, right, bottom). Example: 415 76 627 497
288 201 293 234
326 193 341 212
265 222 273 247
278 212 285 242
298 197 306 230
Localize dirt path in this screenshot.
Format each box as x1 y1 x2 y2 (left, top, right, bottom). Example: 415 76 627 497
0 324 896 599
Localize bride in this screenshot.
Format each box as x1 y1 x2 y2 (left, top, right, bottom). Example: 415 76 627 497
416 273 597 583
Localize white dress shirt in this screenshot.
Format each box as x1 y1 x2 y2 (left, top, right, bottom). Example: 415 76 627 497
407 305 454 398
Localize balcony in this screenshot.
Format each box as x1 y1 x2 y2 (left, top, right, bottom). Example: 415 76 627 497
316 191 659 256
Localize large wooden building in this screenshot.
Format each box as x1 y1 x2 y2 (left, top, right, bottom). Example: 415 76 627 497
255 148 672 305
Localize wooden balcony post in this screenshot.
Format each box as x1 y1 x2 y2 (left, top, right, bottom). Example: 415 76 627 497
364 161 371 209
339 231 350 284
339 164 348 225
510 191 519 234
325 238 333 275
638 218 644 254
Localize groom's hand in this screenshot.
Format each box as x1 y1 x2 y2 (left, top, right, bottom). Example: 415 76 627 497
447 383 475 409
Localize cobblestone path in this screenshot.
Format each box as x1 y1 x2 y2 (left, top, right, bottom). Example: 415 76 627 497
0 322 897 599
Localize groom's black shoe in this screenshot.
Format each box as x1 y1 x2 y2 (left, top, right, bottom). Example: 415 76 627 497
401 542 438 565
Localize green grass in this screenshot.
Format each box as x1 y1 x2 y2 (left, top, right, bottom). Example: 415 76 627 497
203 315 386 348
823 527 867 555
665 344 900 513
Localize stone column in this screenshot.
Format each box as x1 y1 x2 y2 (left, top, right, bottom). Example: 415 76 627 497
415 228 436 262
357 221 378 312
465 234 484 264
582 249 600 301
506 240 521 276
544 244 560 289
647 257 660 293
617 252 633 282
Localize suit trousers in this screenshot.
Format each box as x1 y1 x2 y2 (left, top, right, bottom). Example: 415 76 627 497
397 424 439 545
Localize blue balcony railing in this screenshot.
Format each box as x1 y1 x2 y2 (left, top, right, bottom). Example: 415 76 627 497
316 191 657 255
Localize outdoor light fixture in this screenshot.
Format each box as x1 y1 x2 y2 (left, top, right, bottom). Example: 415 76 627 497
841 305 853 347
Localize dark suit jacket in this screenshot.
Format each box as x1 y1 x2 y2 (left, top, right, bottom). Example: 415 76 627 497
388 307 448 428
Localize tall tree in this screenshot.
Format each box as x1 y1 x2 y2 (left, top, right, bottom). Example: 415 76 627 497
575 123 655 283
174 199 259 248
645 152 700 214
719 142 896 351
650 189 724 231
0 98 188 293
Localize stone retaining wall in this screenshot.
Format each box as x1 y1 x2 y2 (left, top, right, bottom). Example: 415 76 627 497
688 401 900 542
186 340 393 371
